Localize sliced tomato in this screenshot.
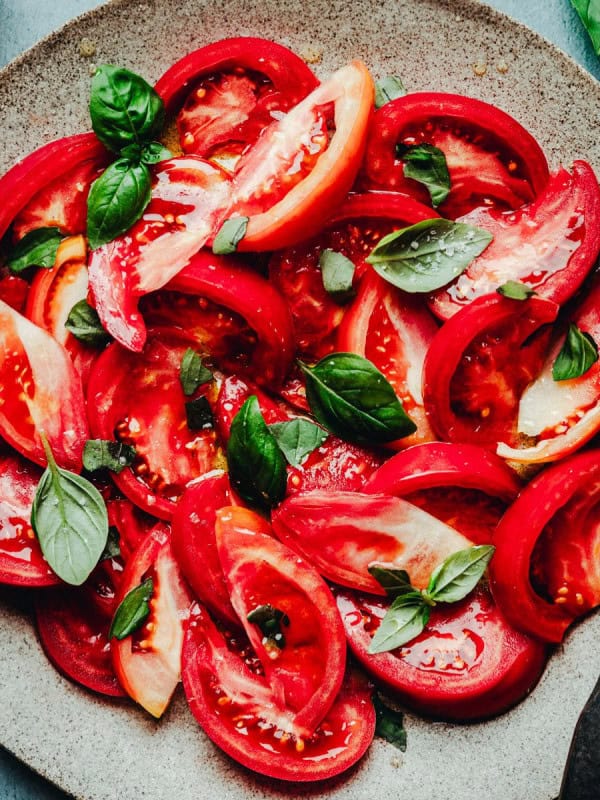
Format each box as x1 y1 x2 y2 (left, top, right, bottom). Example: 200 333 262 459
337 585 547 721
86 327 224 519
216 506 346 735
272 490 471 594
422 294 558 450
106 496 156 562
111 524 193 717
429 162 600 320
361 92 549 218
0 274 29 313
0 299 89 470
490 449 600 643
182 603 375 781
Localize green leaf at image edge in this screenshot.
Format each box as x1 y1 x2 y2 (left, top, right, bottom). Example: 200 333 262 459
109 577 154 640
571 0 600 55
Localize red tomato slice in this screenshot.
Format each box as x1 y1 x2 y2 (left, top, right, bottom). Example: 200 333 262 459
272 490 471 594
106 496 156 562
490 449 600 643
0 299 89 470
429 162 600 320
0 450 60 587
0 274 29 313
182 602 375 781
215 506 347 736
86 327 224 519
422 294 558 449
111 524 193 717
337 585 547 721
362 92 549 218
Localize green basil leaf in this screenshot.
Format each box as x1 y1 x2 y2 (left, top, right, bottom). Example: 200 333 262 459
496 280 536 301
87 158 152 249
397 143 450 207
108 577 153 640
90 65 164 152
180 348 213 396
571 0 600 54
268 419 328 467
31 439 109 586
100 526 121 561
552 323 599 381
226 395 287 510
65 299 111 347
426 545 495 604
83 439 136 473
299 353 416 445
140 141 172 165
7 227 64 274
373 693 407 751
374 76 406 108
366 218 493 293
368 596 430 654
319 249 356 302
247 603 290 650
212 217 248 255
368 565 416 598
185 396 214 430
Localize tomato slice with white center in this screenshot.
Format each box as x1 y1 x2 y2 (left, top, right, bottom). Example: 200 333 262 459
215 506 346 736
337 584 547 721
361 92 549 218
272 490 471 594
182 603 375 781
111 524 193 717
86 327 224 518
0 299 89 470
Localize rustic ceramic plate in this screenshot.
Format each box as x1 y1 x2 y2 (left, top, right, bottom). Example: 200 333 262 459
1 1 599 798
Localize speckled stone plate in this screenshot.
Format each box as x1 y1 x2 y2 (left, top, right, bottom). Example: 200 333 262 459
0 1 599 798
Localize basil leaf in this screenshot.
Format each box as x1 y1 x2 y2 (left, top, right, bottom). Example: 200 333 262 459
319 249 356 302
373 693 407 752
552 323 599 381
212 216 248 255
571 0 600 54
397 144 450 207
108 577 153 640
497 280 536 301
7 227 64 274
180 348 213 396
87 159 152 249
31 439 109 586
140 141 172 165
100 526 121 561
65 299 111 347
185 396 214 430
366 219 493 293
368 597 430 654
83 439 136 473
299 353 416 445
226 395 287 510
90 65 164 152
268 419 327 467
426 545 495 604
374 76 406 108
368 565 416 598
247 603 290 650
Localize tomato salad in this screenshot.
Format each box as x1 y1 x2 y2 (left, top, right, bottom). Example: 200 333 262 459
0 36 599 784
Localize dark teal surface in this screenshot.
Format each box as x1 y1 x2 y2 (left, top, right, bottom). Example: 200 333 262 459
0 0 598 798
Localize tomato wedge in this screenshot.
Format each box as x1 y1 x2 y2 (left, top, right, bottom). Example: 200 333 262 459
0 274 28 313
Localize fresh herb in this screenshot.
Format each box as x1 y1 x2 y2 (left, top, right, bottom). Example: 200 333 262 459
247 603 290 650
299 353 416 445
119 141 172 165
269 419 328 467
552 323 599 381
397 143 450 207
108 577 153 640
7 227 64 274
374 76 406 108
373 693 408 751
368 545 494 653
100 526 121 561
366 218 493 293
185 396 214 430
83 439 136 473
31 436 109 586
571 0 600 54
65 299 111 346
226 396 287 510
319 249 356 302
212 216 249 255
180 348 213 396
497 280 536 301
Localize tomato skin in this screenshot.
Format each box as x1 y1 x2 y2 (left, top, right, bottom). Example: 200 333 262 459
489 449 600 643
0 275 29 313
337 585 547 721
